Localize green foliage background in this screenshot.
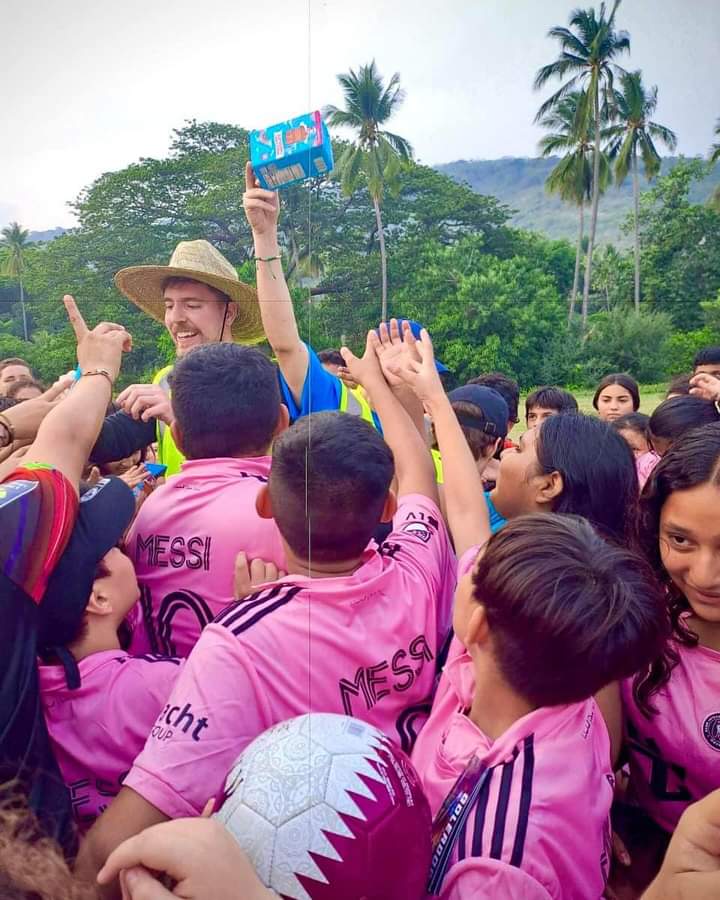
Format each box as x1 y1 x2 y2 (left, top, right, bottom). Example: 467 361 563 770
1 121 719 390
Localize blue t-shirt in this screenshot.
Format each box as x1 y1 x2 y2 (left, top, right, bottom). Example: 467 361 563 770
484 491 507 534
278 343 381 431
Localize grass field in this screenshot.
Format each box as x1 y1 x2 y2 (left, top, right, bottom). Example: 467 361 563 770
510 387 665 441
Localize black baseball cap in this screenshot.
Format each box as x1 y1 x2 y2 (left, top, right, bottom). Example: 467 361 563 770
39 477 135 653
448 385 510 441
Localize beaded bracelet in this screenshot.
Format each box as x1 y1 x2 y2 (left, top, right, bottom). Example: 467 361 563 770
254 255 282 280
81 369 114 389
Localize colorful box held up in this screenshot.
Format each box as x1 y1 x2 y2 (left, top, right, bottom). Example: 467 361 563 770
250 110 334 190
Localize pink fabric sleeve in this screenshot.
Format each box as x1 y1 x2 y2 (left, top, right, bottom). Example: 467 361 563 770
440 857 553 900
386 495 455 593
124 625 273 818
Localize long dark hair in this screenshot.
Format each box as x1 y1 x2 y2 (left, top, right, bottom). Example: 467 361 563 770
593 373 640 412
634 423 720 714
535 413 640 547
649 396 720 446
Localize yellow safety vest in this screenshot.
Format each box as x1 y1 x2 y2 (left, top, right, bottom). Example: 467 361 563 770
152 365 185 478
431 448 444 485
338 382 377 427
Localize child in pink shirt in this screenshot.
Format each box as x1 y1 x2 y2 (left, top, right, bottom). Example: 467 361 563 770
37 477 183 832
622 424 720 838
78 327 456 882
391 330 668 899
126 343 288 657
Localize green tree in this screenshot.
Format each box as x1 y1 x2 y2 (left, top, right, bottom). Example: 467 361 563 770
325 60 413 320
538 90 610 318
534 0 630 326
605 71 677 312
632 160 720 327
0 222 31 340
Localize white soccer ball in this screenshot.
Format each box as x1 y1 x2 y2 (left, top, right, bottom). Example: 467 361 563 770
214 713 431 900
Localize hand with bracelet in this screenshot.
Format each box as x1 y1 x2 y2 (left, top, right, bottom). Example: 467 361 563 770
3 296 133 489
242 161 282 270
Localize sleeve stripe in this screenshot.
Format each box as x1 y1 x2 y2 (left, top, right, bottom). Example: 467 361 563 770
229 587 302 636
215 585 286 629
489 753 516 860
470 766 494 858
510 735 535 867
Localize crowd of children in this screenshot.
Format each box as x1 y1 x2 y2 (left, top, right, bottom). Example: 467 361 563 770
1 170 720 899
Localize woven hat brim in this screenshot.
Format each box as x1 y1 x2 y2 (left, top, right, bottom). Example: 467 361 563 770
114 265 264 345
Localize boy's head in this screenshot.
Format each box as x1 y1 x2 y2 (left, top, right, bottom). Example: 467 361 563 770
261 412 395 565
6 378 44 403
39 478 138 674
0 358 32 396
467 372 520 430
454 514 668 708
525 386 578 427
170 343 287 460
442 385 509 461
693 346 720 379
666 373 692 399
318 349 346 375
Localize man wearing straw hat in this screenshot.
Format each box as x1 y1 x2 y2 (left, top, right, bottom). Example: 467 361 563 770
89 240 264 477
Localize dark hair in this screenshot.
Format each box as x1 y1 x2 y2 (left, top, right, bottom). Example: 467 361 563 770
6 379 44 401
432 400 498 461
665 373 692 398
525 386 578 419
318 349 345 368
0 358 31 376
592 373 640 411
170 343 281 459
161 275 231 304
611 412 650 438
535 413 639 545
468 372 520 424
269 412 394 563
649 396 720 450
693 346 720 369
472 514 668 707
636 423 720 713
0 396 18 413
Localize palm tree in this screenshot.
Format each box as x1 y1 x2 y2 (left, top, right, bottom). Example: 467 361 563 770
0 222 31 340
605 71 676 313
539 91 610 320
534 1 630 326
325 60 412 320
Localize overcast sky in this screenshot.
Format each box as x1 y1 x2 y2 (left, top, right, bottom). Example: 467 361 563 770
2 0 718 230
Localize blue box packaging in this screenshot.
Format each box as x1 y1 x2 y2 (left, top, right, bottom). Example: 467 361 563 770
250 110 334 190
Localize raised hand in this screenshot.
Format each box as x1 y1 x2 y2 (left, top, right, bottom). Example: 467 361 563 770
386 325 445 407
64 295 132 383
233 552 286 600
243 162 280 237
690 372 720 403
340 330 387 392
373 318 422 388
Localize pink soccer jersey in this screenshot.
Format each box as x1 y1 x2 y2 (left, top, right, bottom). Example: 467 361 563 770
126 457 286 658
39 650 183 831
622 640 720 834
412 648 614 900
125 494 456 818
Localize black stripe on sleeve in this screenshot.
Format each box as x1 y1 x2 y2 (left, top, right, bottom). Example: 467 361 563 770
489 754 516 860
215 585 284 629
470 766 494 858
230 587 302 636
510 734 535 868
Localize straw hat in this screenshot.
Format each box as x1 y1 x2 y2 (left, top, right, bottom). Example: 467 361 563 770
114 240 264 343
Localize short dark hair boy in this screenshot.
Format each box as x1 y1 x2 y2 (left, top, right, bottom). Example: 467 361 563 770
468 372 520 427
525 385 578 427
693 346 720 379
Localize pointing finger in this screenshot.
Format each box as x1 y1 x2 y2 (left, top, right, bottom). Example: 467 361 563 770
63 295 88 340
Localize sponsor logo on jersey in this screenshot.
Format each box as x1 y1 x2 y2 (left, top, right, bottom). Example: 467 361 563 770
702 712 720 751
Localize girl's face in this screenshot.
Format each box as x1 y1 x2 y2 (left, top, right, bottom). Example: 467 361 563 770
596 385 636 421
492 427 543 519
618 427 650 458
659 482 720 625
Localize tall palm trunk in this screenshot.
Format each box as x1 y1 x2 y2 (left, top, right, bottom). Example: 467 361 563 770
632 149 640 314
372 195 388 321
19 279 28 341
570 202 584 321
581 85 602 327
